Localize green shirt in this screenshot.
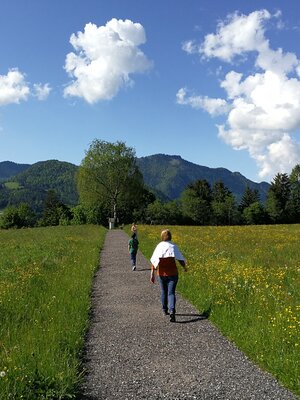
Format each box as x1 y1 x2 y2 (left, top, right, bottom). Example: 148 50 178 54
128 237 139 253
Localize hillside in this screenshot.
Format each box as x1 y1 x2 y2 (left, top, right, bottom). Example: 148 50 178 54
137 154 270 201
0 160 79 212
0 155 270 212
0 161 31 181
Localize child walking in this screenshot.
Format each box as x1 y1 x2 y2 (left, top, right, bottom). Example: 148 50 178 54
131 222 138 238
128 233 139 271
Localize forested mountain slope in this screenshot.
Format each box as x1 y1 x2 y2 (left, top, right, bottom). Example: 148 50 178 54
0 155 270 212
0 160 78 212
0 161 31 181
137 154 270 201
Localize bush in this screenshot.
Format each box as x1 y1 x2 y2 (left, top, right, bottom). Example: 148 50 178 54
0 203 36 229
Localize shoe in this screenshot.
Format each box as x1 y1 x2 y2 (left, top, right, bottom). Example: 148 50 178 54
163 309 169 315
170 313 176 322
132 266 136 271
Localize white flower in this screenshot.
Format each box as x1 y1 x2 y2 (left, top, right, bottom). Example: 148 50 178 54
0 371 6 377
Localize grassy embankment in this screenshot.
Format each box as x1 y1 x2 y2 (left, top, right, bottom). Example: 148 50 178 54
0 225 106 399
134 224 300 396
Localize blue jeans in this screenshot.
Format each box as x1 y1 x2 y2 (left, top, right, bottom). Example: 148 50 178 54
158 275 178 314
130 252 137 266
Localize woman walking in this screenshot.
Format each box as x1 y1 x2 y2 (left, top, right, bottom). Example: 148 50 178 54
150 229 187 322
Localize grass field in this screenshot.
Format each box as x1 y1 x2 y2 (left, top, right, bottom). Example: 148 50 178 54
134 224 300 396
0 225 106 399
4 181 22 189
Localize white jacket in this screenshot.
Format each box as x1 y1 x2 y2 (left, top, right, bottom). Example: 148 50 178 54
150 241 185 269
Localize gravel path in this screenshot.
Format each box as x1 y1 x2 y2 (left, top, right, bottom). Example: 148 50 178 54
79 230 299 400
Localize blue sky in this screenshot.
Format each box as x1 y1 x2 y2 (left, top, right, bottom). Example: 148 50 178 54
1 0 300 182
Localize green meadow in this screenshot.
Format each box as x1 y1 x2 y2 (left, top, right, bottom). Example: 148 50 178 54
134 224 300 397
4 182 22 190
0 225 106 399
1 223 300 398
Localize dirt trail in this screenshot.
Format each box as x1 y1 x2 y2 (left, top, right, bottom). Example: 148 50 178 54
79 230 299 400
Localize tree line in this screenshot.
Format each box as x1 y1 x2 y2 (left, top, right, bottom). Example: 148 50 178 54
144 166 300 225
1 140 300 229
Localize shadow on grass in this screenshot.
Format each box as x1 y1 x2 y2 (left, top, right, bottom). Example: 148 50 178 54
175 305 211 324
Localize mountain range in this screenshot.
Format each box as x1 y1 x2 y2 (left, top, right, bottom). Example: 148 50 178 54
0 160 78 212
136 154 269 201
0 155 270 211
0 161 31 181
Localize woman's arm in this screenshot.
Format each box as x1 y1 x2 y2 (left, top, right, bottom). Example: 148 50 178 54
150 264 156 283
178 259 188 272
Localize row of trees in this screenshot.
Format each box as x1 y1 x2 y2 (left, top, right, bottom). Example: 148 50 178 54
144 166 300 226
1 140 300 229
0 190 71 229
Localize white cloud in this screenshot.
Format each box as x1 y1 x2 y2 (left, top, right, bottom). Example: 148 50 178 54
256 47 299 75
182 40 198 54
33 83 51 100
0 69 51 106
258 134 300 178
179 9 300 179
0 69 30 105
64 19 152 103
200 9 271 62
176 87 229 115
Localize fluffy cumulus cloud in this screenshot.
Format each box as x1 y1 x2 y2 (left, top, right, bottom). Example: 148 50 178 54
199 9 271 62
64 19 152 103
179 9 300 179
0 69 30 105
176 87 230 115
0 68 51 106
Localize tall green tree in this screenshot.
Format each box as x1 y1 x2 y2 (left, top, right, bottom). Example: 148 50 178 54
40 190 71 226
120 185 156 223
164 200 184 225
266 173 291 223
288 164 300 223
145 200 170 224
17 203 36 227
239 185 265 224
181 179 212 225
117 175 155 224
71 205 87 225
240 185 260 211
242 202 266 225
145 199 182 225
211 181 239 225
77 140 148 223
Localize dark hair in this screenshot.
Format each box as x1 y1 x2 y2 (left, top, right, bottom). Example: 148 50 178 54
131 233 136 239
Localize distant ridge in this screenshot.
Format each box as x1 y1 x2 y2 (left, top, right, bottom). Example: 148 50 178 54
0 156 270 212
136 154 270 201
0 160 78 212
0 161 31 181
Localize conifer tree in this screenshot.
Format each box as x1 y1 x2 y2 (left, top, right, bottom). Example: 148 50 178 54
266 173 291 223
288 164 300 222
240 185 260 211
